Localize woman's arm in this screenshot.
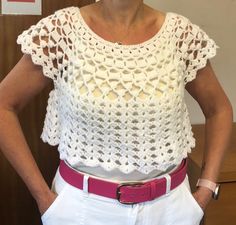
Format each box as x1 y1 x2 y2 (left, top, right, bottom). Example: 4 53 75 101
0 54 57 215
185 60 233 210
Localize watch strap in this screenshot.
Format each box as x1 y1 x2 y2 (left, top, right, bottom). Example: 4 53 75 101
196 178 217 192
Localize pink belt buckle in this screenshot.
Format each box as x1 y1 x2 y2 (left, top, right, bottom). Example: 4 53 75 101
116 181 145 205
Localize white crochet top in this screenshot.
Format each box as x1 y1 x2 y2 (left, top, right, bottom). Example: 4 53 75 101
17 7 219 174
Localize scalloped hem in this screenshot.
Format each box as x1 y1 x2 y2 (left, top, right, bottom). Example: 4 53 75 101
59 153 190 175
40 134 59 146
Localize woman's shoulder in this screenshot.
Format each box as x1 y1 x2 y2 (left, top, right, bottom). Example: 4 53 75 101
168 11 188 20
164 11 205 40
42 6 79 25
150 8 194 40
17 6 80 45
16 6 80 81
53 6 79 17
23 6 79 34
150 6 189 23
166 11 207 34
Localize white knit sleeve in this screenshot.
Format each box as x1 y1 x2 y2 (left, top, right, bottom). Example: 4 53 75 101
16 9 72 82
178 18 219 85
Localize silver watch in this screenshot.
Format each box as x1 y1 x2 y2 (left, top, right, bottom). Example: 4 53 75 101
212 183 221 200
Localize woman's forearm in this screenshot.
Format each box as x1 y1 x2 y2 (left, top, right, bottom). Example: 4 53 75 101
0 108 51 203
200 106 233 182
192 106 233 210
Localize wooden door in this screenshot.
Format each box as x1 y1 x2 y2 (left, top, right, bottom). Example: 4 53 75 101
0 1 94 225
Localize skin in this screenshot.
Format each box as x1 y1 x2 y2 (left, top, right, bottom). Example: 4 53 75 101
0 0 233 216
185 60 233 209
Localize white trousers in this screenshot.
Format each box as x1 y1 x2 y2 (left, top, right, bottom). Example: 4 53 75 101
41 167 204 225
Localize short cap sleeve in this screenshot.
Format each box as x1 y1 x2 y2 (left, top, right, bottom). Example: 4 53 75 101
178 18 220 85
16 9 71 82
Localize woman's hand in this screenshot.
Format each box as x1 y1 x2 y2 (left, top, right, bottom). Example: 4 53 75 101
36 190 58 216
192 186 213 211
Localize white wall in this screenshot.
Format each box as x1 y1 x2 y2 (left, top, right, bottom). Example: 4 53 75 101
145 0 236 124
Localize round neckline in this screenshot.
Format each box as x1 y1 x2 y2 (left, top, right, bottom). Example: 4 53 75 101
76 7 171 49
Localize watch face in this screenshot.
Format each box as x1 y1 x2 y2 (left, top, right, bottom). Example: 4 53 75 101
212 184 221 200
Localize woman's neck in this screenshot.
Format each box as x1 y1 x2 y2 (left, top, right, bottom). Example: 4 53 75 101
98 0 144 27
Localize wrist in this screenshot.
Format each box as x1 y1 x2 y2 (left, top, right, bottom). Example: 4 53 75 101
196 178 221 200
194 186 213 211
196 186 213 197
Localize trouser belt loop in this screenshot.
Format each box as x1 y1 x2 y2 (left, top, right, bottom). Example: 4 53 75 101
163 174 171 195
83 174 90 196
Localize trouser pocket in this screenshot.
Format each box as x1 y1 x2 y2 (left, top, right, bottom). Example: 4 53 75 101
41 168 86 225
41 183 70 223
183 186 204 216
166 175 204 225
180 175 204 225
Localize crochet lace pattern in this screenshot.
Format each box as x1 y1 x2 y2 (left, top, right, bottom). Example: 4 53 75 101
17 7 219 174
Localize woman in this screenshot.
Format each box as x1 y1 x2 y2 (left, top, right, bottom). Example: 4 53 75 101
0 0 233 225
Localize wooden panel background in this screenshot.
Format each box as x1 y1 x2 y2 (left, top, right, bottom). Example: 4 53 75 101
0 1 94 225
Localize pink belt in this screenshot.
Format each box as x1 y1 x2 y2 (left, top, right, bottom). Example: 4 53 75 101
59 158 188 205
